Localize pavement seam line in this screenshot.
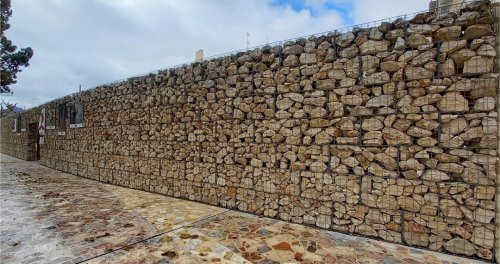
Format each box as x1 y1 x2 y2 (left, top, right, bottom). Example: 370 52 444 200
76 208 232 263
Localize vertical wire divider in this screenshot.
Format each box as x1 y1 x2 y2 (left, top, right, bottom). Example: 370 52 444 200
327 141 332 175
358 55 364 147
494 1 500 260
435 111 442 224
272 80 279 169
274 141 279 169
147 107 152 191
358 117 363 148
393 79 400 115
356 142 364 236
401 16 409 82
279 41 284 65
434 42 442 79
332 30 338 61
397 143 406 245
298 148 303 200
358 55 364 87
399 200 405 244
326 88 333 175
392 76 400 204
157 108 162 190
127 90 133 182
403 14 408 50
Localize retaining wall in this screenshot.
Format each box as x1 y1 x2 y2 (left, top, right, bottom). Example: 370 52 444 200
1 0 498 261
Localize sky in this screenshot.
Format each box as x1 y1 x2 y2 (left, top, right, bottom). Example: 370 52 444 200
4 0 428 109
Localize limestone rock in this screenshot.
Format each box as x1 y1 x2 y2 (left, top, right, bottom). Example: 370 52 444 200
362 118 383 131
364 72 390 86
382 128 411 145
316 215 331 229
385 29 404 40
315 131 332 145
283 44 304 55
394 37 405 50
276 98 294 110
437 92 469 112
411 94 442 106
411 50 435 66
405 66 434 80
339 44 359 59
474 208 494 223
463 56 494 74
341 95 363 106
407 24 440 34
398 196 421 212
450 49 475 67
380 61 405 72
310 118 329 128
310 161 327 172
455 11 480 26
283 55 299 67
432 13 454 26
421 170 450 181
407 34 429 47
365 95 393 107
441 118 467 135
464 24 493 39
439 59 455 77
474 186 495 200
356 224 378 237
336 32 355 47
433 26 461 42
445 238 475 256
299 53 317 64
470 226 494 249
476 44 496 57
285 93 304 103
404 231 429 247
474 97 495 111
440 40 467 53
359 40 389 55
369 27 383 40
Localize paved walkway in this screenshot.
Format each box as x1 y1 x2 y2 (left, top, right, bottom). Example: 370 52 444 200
0 154 489 264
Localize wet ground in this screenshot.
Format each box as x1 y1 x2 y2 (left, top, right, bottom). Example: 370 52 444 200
0 154 489 264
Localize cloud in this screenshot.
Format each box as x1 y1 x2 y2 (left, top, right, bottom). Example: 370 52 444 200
4 0 427 109
349 0 428 25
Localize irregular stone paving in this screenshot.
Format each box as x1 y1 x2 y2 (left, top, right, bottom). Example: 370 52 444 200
0 154 489 264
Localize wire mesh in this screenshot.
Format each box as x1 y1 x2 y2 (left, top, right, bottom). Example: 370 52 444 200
1 0 498 261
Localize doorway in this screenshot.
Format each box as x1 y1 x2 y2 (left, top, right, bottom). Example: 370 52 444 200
27 123 40 161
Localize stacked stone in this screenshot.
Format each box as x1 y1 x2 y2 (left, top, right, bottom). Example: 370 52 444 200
0 0 497 260
0 111 34 160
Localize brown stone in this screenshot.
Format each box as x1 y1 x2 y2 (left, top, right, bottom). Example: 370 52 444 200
433 26 461 42
437 92 469 112
463 56 494 74
464 24 493 39
272 242 292 251
444 238 475 256
359 40 389 55
380 61 405 72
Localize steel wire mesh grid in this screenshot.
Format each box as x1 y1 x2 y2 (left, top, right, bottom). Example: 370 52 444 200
3 0 498 262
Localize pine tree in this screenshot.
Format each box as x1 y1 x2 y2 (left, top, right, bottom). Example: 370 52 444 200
1 0 34 93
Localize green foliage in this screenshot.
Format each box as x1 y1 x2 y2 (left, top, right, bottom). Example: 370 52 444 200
1 0 34 93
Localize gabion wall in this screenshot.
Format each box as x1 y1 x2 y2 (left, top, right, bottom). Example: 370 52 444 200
1 0 498 261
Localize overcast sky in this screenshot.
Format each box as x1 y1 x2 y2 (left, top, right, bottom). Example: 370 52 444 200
4 0 428 109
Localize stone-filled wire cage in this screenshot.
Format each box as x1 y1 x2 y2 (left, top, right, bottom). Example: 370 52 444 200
0 0 498 261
